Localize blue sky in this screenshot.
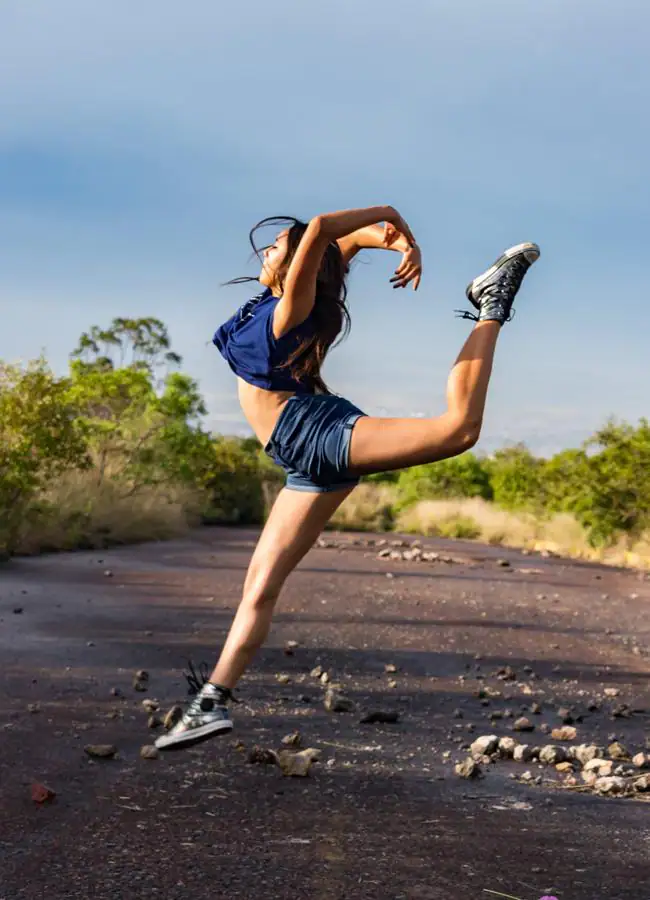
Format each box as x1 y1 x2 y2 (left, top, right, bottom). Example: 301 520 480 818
1 0 648 455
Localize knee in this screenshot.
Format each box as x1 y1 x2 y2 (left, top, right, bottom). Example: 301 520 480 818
243 566 283 609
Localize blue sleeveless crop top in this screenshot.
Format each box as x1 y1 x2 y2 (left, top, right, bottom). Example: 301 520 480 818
213 287 316 393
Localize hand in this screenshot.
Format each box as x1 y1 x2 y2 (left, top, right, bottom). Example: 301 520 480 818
390 243 422 291
382 207 416 249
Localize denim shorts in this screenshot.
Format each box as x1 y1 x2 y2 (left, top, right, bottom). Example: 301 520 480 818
264 393 366 493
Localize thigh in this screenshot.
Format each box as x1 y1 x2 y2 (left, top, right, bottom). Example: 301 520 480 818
244 485 354 590
347 412 461 475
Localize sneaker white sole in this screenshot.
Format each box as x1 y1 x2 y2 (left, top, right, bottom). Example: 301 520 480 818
155 718 233 751
466 242 540 306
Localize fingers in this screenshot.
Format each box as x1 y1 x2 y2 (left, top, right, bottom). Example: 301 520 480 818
390 264 421 289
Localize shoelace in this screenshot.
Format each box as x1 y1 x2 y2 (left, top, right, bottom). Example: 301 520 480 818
456 258 528 321
184 658 239 703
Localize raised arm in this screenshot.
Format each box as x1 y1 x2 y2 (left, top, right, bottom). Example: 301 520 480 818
273 206 414 338
338 223 423 291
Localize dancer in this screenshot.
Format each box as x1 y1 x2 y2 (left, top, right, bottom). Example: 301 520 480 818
156 205 539 750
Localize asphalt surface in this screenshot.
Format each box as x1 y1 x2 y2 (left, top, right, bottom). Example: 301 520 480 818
1 527 650 900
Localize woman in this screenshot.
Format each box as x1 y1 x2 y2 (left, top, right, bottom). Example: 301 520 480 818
156 205 539 750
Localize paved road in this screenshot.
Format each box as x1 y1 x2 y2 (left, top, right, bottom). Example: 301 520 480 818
1 528 650 900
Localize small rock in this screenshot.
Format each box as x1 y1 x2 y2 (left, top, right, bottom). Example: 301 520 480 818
86 641 95 648
84 744 118 759
104 570 113 578
283 640 299 656
324 689 354 713
141 699 159 713
384 663 398 674
233 740 246 752
452 708 464 719
163 705 183 730
276 674 291 685
140 745 159 760
455 758 482 779
27 703 40 714
110 687 122 698
276 748 321 777
281 731 302 747
608 741 630 761
594 775 629 796
310 665 323 678
31 782 56 804
540 723 552 735
538 745 566 765
633 774 650 792
497 736 518 758
147 714 162 729
572 744 603 765
611 704 632 719
248 746 278 765
359 710 399 725
496 559 511 567
320 672 330 685
470 735 499 759
555 761 574 773
584 758 613 776
551 726 577 742
496 666 517 681
604 687 620 698
633 752 649 769
530 702 542 715
513 744 534 763
513 717 534 733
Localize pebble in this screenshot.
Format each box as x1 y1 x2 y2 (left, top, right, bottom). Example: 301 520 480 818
310 666 323 678
633 752 649 769
470 735 499 759
281 731 302 747
147 714 162 729
539 745 566 765
551 726 577 742
455 758 482 779
604 687 620 698
497 736 518 758
141 699 159 713
84 744 118 759
385 663 398 674
324 689 354 713
594 776 628 796
608 741 630 761
276 674 291 685
513 744 534 763
284 640 299 656
163 705 183 730
276 747 321 777
513 717 534 733
140 745 159 760
27 703 40 714
31 782 56 804
572 744 603 765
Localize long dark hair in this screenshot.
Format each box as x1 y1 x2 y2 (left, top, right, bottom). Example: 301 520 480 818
227 216 350 395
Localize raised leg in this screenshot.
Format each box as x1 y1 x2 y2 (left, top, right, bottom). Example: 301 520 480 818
210 485 354 689
348 320 500 474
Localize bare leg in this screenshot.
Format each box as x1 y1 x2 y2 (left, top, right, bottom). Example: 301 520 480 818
348 320 500 474
210 485 354 689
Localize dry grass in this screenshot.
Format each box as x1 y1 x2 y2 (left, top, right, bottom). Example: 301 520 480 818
14 471 200 555
330 483 396 533
333 487 650 570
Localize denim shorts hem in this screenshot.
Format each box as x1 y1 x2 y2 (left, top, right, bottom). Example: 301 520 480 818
284 479 360 494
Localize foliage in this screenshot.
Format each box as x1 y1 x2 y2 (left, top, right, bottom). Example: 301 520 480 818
1 315 648 557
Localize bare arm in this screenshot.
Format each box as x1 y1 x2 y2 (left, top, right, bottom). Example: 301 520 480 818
274 206 411 338
338 222 423 292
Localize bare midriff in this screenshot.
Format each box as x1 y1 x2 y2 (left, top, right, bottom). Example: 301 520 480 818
237 379 295 448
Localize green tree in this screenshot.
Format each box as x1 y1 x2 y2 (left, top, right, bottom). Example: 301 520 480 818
394 453 493 511
0 360 89 554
